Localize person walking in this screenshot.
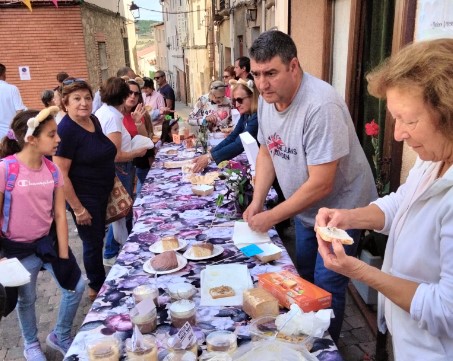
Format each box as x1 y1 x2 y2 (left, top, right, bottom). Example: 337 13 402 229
0 63 26 138
154 70 176 112
243 30 377 343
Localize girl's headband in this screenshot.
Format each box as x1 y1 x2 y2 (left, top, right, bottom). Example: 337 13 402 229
229 78 255 93
24 106 60 142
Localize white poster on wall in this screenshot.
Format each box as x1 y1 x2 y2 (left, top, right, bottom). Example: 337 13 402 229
416 0 453 40
18 66 31 80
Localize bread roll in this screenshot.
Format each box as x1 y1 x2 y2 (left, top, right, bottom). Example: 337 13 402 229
316 226 354 245
151 251 178 271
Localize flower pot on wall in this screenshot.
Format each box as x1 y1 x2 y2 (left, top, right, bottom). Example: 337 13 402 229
352 249 383 305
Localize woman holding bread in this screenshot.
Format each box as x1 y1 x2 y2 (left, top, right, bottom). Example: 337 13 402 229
316 39 453 360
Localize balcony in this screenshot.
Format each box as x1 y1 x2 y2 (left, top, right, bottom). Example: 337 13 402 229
218 0 230 17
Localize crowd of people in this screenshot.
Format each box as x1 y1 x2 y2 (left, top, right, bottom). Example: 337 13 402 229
0 32 452 361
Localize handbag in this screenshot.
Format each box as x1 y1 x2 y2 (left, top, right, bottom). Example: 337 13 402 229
105 176 133 224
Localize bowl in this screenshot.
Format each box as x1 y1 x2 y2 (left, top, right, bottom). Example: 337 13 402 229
249 315 314 351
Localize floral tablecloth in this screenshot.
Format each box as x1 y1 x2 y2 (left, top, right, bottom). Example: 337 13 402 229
65 144 343 361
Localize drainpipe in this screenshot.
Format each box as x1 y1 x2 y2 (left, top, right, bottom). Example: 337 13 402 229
230 4 235 64
261 0 266 31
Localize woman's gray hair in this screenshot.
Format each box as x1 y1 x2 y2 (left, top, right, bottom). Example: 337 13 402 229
249 30 298 65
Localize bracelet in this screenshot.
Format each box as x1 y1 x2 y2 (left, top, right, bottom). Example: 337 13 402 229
74 207 86 217
206 152 212 162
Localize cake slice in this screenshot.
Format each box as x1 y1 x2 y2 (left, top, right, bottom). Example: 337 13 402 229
151 251 178 271
161 236 179 251
190 242 214 258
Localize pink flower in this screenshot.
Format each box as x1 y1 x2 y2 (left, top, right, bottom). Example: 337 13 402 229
365 119 379 137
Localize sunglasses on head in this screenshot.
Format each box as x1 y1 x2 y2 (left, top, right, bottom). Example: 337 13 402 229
211 85 227 90
62 78 85 86
233 96 250 104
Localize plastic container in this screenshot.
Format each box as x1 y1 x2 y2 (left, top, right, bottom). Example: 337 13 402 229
167 334 198 356
130 307 157 334
206 331 237 354
86 336 121 361
169 300 196 328
249 315 314 351
168 283 196 301
133 285 159 306
125 335 158 361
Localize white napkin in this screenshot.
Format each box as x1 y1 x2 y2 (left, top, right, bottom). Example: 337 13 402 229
131 135 154 150
232 221 271 247
0 258 31 287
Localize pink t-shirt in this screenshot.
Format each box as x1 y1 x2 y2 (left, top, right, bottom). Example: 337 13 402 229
0 156 64 243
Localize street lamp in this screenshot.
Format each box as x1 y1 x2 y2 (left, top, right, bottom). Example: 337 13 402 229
130 1 140 19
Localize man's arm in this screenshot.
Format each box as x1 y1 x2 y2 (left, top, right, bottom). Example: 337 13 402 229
247 160 339 232
243 145 275 221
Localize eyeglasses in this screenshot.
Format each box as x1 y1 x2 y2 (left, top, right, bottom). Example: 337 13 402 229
232 96 250 104
223 75 232 79
154 76 162 80
129 90 140 97
62 78 85 86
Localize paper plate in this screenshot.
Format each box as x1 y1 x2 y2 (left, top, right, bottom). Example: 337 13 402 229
149 239 187 254
183 244 224 261
143 253 188 275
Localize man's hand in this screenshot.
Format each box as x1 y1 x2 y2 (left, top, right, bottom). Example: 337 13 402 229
192 155 209 173
315 207 352 230
247 210 277 233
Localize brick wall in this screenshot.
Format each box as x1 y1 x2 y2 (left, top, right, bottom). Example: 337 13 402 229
0 6 89 109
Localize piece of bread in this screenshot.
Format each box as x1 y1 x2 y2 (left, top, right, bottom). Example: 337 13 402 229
209 285 235 299
190 242 213 258
316 226 354 245
243 287 279 319
281 279 297 289
151 251 178 271
161 236 179 251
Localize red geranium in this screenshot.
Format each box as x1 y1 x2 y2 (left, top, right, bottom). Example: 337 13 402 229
365 119 379 137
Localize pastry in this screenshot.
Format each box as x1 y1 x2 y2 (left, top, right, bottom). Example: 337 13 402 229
161 236 179 251
151 251 178 271
209 285 235 299
190 242 213 258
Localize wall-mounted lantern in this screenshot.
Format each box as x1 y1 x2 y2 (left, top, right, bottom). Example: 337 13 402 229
130 1 140 20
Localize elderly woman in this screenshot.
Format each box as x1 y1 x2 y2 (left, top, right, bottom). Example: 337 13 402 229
95 77 148 266
53 78 116 301
192 78 259 173
316 39 453 360
187 80 232 132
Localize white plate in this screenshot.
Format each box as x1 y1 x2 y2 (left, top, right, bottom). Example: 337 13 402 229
183 244 224 261
149 239 187 254
143 253 188 275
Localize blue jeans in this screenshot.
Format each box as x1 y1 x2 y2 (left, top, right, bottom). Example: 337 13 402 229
17 254 85 346
294 217 361 343
135 167 150 198
104 162 134 260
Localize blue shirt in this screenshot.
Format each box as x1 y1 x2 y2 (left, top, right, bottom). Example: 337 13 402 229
211 112 258 164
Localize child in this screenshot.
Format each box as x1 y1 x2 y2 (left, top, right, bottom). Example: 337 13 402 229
0 107 85 360
160 118 179 144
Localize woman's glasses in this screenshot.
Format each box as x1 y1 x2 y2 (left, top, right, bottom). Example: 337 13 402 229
232 96 250 104
129 90 140 97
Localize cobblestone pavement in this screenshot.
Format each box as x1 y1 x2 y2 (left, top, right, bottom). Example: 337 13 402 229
0 102 384 361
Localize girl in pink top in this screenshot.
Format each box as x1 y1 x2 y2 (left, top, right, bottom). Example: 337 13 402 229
0 107 84 360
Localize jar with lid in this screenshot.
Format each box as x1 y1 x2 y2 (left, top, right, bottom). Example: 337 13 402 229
130 307 157 334
169 300 196 328
133 284 159 306
86 336 121 361
163 350 197 361
167 283 196 301
206 331 237 354
125 335 158 361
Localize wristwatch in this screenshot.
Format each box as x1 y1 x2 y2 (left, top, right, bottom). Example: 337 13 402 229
206 152 212 163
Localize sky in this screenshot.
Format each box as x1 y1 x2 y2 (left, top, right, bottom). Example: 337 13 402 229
132 0 164 21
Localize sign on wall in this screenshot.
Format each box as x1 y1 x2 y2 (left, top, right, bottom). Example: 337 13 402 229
416 0 453 40
18 66 31 81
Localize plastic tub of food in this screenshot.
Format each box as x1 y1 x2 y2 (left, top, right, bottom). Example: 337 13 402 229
206 331 237 354
125 335 158 361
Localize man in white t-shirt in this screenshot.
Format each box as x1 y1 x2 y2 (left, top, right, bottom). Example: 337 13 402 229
0 64 26 138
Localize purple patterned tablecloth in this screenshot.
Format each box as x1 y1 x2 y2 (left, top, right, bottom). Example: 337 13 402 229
65 144 343 361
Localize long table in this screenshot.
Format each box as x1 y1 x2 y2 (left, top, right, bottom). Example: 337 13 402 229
65 143 344 361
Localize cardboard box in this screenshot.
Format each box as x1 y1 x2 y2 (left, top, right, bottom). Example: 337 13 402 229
258 270 331 312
